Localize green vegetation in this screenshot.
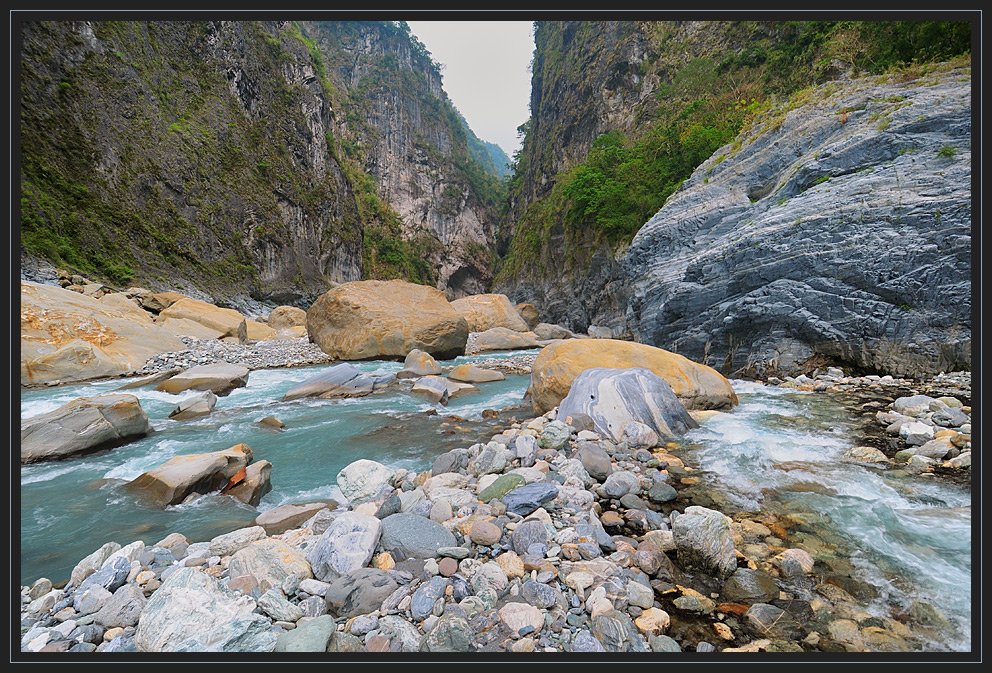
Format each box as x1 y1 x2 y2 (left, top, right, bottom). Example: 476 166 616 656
938 145 958 158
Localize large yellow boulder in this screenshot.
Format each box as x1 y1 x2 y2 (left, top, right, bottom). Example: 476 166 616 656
307 280 469 360
156 298 247 342
21 281 186 385
530 339 738 414
267 306 307 330
450 294 530 332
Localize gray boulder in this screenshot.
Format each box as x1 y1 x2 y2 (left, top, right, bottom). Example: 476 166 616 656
672 505 737 579
21 394 151 464
305 511 382 581
168 391 218 420
324 568 398 619
273 614 336 652
282 363 374 401
133 567 277 652
379 513 456 558
93 583 146 629
557 367 698 443
156 363 249 396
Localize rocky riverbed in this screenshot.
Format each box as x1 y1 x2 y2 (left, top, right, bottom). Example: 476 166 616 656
19 366 969 654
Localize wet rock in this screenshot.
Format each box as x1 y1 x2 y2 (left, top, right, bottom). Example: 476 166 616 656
156 363 249 396
168 390 218 420
502 482 559 517
673 506 737 580
282 363 375 401
744 603 803 640
324 568 398 619
721 568 779 604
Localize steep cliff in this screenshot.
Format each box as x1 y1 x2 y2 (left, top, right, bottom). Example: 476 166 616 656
19 20 506 305
626 62 972 380
495 20 972 338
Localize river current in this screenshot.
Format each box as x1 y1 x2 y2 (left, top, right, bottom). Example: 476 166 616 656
18 360 971 651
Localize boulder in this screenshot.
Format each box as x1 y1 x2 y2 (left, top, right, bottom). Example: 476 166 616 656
379 513 456 558
514 303 540 330
410 376 451 405
155 317 225 341
282 363 374 401
254 502 335 536
533 323 574 341
99 293 153 322
306 280 468 360
451 294 531 332
530 339 738 414
447 364 505 383
156 297 247 342
267 305 307 330
140 291 186 313
473 327 541 352
21 394 151 464
168 391 218 421
396 349 442 378
336 459 393 504
227 538 313 591
223 460 273 506
124 444 253 506
324 568 398 619
155 363 249 396
273 614 336 652
305 511 382 580
557 367 699 443
263 326 308 341
672 506 737 580
245 320 276 341
20 281 186 385
133 567 277 652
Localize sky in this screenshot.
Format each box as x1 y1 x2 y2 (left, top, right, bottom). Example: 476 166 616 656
406 21 534 158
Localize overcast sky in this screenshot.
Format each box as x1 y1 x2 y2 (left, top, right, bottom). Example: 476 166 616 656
406 21 534 157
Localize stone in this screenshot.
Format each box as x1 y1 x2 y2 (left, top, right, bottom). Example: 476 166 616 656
125 444 254 508
157 297 247 341
134 567 276 652
421 614 474 652
73 585 113 615
468 441 511 477
647 481 678 503
932 407 969 427
20 281 186 385
900 421 935 446
533 322 574 340
473 327 542 352
336 459 394 504
410 376 451 405
438 558 458 577
258 588 304 622
168 390 218 421
571 630 606 652
92 583 146 629
411 576 449 621
530 339 738 414
227 538 313 591
914 437 955 460
498 602 544 635
634 607 671 635
155 363 250 396
538 420 572 451
429 498 453 524
306 280 468 360
514 303 541 330
502 482 559 517
478 473 525 503
844 446 889 463
266 305 307 330
721 568 780 604
673 506 737 579
273 614 336 652
206 526 265 556
496 552 526 579
447 364 505 383
305 511 382 581
282 363 375 401
744 603 803 640
469 521 503 546
21 394 151 464
601 470 640 499
254 502 335 535
590 610 642 652
893 395 937 417
396 349 442 379
78 556 131 594
324 567 398 619
223 460 272 507
558 367 699 443
452 294 531 332
574 442 613 481
380 513 457 558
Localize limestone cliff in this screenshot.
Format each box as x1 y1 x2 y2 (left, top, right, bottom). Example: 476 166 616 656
19 20 505 306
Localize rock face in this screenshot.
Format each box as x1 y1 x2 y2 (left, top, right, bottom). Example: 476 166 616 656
125 444 255 507
21 394 151 464
625 65 971 380
530 339 738 414
307 280 469 361
20 281 185 385
155 363 250 396
557 367 698 442
450 294 531 332
133 567 277 652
